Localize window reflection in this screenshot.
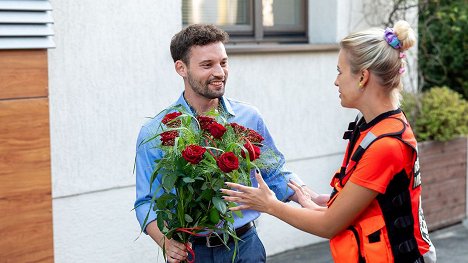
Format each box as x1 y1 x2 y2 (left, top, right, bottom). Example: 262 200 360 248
264 0 303 28
262 0 274 26
182 0 250 26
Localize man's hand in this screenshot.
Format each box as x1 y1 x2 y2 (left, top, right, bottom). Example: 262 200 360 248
146 221 190 263
163 238 191 263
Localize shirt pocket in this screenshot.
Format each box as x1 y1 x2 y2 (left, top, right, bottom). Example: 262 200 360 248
330 227 363 263
359 215 393 263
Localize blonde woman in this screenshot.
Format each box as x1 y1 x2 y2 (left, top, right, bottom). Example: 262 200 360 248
223 21 437 263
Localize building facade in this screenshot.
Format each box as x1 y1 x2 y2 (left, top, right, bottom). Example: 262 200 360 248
0 0 419 262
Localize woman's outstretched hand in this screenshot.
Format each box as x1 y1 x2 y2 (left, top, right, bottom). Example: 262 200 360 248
288 180 325 210
221 171 278 213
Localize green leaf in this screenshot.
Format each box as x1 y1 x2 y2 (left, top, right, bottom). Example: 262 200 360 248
200 188 214 201
176 156 187 170
203 150 217 163
162 173 177 191
156 215 165 232
184 214 193 223
199 202 207 211
211 177 224 191
209 209 220 224
233 210 244 218
156 193 175 210
177 198 185 226
225 214 234 224
212 196 227 214
187 184 194 194
182 177 196 183
192 210 202 223
148 163 162 192
165 211 173 220
227 202 244 218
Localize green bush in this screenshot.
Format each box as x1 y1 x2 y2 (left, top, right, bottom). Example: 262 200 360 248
418 0 468 99
402 87 468 142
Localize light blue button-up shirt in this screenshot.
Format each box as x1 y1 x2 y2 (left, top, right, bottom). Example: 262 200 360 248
134 93 303 232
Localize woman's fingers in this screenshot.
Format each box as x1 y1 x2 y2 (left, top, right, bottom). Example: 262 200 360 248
229 204 250 211
222 171 276 213
221 187 247 207
288 182 301 192
288 183 305 199
222 195 249 210
255 171 268 188
222 195 243 203
289 179 304 191
288 182 315 209
225 182 250 192
221 185 253 211
221 188 243 197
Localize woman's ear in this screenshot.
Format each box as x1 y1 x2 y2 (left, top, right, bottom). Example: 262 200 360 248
360 69 370 86
175 60 187 78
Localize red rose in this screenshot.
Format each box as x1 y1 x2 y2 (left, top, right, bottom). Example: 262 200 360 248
162 112 182 127
230 123 247 134
217 152 239 173
197 116 215 131
247 129 264 143
209 122 227 139
182 145 206 164
241 143 261 161
160 130 178 146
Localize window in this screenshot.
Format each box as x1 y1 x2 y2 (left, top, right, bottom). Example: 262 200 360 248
182 0 307 44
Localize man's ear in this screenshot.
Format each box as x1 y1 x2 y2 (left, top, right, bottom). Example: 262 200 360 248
175 60 187 77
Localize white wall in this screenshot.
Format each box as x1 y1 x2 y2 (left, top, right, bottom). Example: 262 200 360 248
226 50 357 255
49 0 180 262
48 0 416 262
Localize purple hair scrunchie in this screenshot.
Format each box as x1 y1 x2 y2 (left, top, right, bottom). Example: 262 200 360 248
384 28 402 49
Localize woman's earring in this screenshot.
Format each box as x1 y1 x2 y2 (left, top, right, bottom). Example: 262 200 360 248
359 75 364 89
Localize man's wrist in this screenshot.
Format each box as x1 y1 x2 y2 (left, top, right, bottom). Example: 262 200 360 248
146 221 166 248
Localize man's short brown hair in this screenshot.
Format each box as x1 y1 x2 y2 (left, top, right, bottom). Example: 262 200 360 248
170 24 229 64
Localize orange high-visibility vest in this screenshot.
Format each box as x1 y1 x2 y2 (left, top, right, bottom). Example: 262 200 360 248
328 110 432 263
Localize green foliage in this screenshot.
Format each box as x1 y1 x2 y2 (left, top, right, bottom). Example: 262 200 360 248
402 87 468 142
418 0 468 98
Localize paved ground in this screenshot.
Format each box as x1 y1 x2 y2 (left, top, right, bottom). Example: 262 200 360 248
268 221 468 263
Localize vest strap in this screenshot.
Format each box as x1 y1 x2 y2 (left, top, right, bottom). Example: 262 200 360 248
350 131 376 162
392 192 410 207
343 130 353 140
397 239 417 254
348 121 357 130
394 216 413 229
348 226 366 263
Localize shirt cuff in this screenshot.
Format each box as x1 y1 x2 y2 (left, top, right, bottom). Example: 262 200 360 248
136 202 157 234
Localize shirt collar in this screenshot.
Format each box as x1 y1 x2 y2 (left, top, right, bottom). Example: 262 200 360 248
220 96 235 117
359 108 402 131
174 92 235 117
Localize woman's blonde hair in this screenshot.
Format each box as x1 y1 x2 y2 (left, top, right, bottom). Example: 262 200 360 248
340 20 416 106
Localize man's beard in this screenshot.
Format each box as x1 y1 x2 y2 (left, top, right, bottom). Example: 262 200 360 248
187 72 226 99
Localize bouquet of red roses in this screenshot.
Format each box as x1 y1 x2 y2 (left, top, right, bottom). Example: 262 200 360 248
140 106 272 262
